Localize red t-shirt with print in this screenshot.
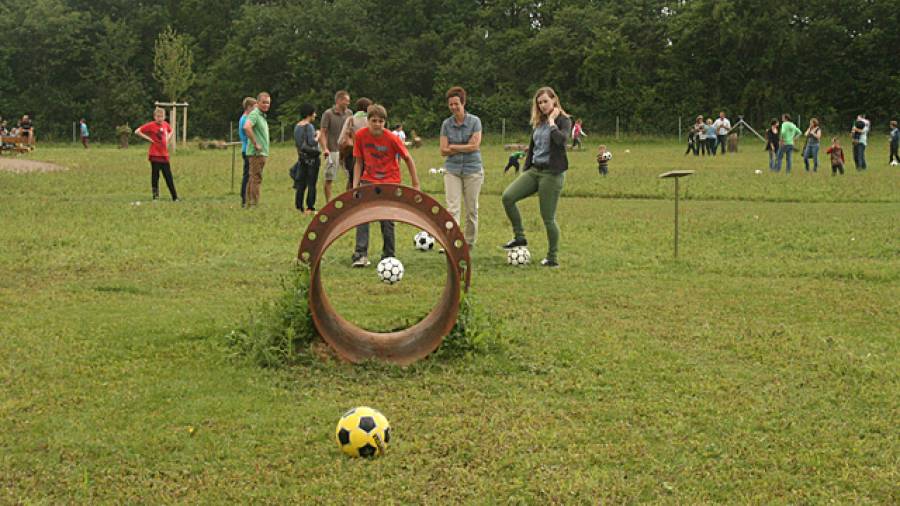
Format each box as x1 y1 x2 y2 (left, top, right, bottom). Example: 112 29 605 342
353 127 409 184
138 121 172 162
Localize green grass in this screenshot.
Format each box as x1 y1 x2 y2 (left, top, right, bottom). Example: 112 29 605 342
1 138 898 503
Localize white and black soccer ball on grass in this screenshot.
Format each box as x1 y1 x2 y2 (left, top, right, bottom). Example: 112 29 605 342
376 257 404 284
507 246 531 266
413 231 435 251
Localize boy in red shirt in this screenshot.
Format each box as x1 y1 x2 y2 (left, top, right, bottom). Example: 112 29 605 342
350 104 420 267
135 107 179 201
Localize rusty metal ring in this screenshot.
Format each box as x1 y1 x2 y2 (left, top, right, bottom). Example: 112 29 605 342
298 184 471 365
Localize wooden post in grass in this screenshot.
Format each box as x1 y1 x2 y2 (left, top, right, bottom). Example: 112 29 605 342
658 170 695 259
225 141 242 193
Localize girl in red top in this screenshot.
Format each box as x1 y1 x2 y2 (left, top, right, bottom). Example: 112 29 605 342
135 107 179 201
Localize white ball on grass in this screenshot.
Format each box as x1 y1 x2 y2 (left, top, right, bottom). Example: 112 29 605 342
376 257 404 284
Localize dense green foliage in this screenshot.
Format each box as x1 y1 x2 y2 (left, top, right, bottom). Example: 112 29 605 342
1 0 898 140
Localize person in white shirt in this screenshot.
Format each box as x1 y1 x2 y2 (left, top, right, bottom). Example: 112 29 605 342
392 123 407 143
712 111 731 155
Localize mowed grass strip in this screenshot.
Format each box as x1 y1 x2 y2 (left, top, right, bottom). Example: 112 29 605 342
1 141 897 503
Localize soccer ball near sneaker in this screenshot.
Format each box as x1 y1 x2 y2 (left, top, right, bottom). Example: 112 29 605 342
413 231 435 251
335 406 391 458
376 257 404 284
507 246 531 266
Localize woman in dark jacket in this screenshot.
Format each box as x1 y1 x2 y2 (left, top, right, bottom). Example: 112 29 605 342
292 103 321 215
765 118 779 171
501 86 571 267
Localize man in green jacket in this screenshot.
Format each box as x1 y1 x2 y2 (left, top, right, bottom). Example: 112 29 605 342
775 113 801 173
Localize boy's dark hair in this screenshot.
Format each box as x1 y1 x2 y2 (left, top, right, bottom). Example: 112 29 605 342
770 118 778 126
446 86 466 105
855 120 865 129
355 97 372 112
299 103 315 118
890 120 897 127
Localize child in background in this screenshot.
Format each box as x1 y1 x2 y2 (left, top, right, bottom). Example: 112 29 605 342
504 149 526 174
596 144 611 176
705 118 717 156
392 123 407 143
889 120 899 166
825 137 845 176
571 119 586 149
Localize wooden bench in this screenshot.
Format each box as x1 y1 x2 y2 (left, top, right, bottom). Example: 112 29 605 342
0 136 33 154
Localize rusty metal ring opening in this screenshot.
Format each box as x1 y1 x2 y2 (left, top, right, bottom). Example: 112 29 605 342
298 184 471 365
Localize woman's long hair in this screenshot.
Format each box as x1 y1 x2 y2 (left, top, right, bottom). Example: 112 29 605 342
530 86 568 129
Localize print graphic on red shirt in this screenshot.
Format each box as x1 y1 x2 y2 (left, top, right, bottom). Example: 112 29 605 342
353 127 409 184
138 121 172 162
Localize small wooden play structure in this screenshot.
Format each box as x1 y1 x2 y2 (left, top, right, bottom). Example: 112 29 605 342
0 135 34 155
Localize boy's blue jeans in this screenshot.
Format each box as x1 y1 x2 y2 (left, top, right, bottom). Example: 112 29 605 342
353 181 395 260
775 145 794 173
803 144 819 172
853 143 867 170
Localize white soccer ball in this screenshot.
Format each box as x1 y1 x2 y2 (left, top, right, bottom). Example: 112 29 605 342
755 169 762 174
437 167 446 174
376 257 404 284
624 149 631 153
413 231 435 251
601 151 612 161
507 246 531 266
429 168 438 174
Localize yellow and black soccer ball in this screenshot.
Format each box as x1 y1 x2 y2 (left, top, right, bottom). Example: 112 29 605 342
335 406 391 458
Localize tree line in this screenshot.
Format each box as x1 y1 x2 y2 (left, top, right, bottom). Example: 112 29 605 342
1 0 897 141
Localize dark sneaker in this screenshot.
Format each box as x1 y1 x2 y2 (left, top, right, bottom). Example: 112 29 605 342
502 237 527 250
540 258 559 268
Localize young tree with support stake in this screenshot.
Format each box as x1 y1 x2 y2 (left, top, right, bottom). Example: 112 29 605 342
153 27 194 150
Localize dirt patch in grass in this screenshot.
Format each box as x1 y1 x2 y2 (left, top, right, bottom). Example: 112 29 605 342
0 158 67 173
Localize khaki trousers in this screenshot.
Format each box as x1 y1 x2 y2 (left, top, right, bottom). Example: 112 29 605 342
443 170 484 246
246 155 267 206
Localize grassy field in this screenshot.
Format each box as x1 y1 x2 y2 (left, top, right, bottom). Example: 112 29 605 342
1 137 898 503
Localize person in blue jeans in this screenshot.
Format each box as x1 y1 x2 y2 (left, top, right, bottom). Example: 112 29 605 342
775 113 801 173
851 115 869 170
802 117 821 172
704 119 717 156
238 96 257 206
889 120 899 165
